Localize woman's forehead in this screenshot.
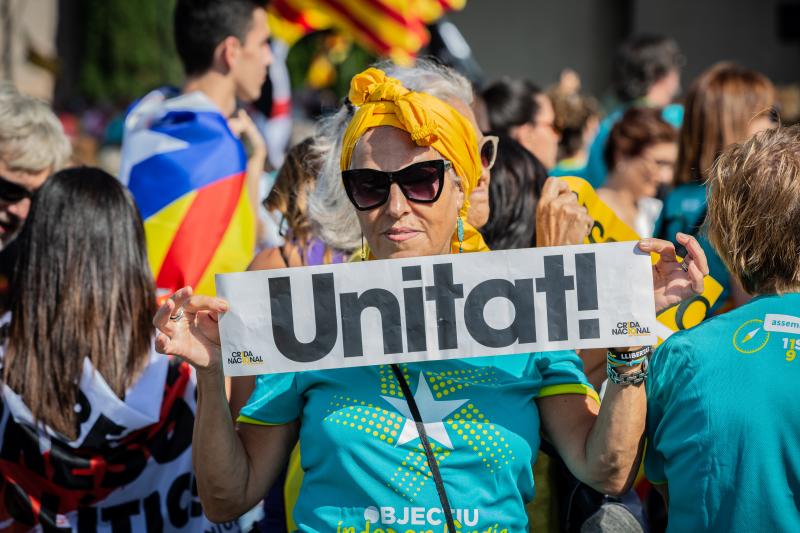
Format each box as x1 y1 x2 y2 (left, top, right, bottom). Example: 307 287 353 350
351 126 442 171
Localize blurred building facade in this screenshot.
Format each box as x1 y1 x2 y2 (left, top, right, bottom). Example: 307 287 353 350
1 0 798 114
0 0 58 100
451 0 800 100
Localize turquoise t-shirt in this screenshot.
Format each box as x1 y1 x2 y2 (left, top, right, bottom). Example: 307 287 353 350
646 293 800 532
549 158 588 180
240 353 597 532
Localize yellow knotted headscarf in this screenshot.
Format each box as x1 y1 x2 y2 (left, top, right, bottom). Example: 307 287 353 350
340 67 490 254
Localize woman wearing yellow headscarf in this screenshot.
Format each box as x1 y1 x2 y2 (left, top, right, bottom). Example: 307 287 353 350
341 66 489 258
153 65 709 532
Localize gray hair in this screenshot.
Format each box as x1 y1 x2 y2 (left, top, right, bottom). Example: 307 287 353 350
307 59 474 252
0 83 71 173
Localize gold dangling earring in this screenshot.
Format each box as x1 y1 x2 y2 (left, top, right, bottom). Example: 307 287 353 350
361 234 366 261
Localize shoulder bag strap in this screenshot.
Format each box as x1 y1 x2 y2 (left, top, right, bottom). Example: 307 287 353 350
390 364 457 532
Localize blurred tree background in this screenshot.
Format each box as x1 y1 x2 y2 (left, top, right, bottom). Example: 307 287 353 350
80 0 181 105
56 0 182 109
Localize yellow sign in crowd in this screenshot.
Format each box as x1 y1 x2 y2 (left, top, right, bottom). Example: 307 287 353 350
563 177 723 342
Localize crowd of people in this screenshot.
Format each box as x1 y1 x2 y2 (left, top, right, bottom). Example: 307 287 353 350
0 0 798 532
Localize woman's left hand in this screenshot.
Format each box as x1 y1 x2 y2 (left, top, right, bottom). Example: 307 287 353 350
638 232 709 314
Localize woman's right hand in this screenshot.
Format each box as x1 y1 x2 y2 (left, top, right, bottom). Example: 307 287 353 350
536 177 594 248
153 286 229 375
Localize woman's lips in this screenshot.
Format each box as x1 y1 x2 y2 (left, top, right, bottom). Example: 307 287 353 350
384 227 421 242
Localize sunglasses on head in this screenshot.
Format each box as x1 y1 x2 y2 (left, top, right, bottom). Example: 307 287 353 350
480 135 499 170
0 174 34 204
342 159 452 211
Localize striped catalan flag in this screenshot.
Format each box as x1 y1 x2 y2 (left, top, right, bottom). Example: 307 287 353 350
119 89 255 298
267 0 467 65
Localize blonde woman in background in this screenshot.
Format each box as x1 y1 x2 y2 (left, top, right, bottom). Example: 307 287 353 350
656 62 777 310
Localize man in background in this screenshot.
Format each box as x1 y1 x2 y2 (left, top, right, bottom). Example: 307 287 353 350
0 83 70 251
120 0 272 297
585 35 684 188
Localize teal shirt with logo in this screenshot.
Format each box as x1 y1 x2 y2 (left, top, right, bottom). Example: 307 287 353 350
239 353 596 532
646 293 800 532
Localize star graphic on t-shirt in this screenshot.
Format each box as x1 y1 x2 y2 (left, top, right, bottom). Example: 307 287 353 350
381 372 469 449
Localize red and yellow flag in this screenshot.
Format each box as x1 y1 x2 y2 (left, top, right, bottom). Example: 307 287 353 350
267 0 467 65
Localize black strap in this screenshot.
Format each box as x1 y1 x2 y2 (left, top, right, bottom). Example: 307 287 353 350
390 364 456 532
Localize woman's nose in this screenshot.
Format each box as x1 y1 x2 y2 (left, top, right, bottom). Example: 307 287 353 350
6 198 30 219
385 183 410 217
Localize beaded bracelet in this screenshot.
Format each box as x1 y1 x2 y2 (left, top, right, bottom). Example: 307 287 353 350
606 346 652 385
607 359 649 385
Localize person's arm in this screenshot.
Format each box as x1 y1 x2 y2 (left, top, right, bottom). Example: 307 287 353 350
538 362 646 495
154 287 296 522
229 110 268 243
194 366 298 520
538 234 708 495
228 247 292 418
576 348 607 391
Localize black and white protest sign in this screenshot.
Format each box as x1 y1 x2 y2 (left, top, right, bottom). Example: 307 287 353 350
217 242 657 376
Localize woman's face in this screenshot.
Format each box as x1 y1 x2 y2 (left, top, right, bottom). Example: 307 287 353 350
351 126 464 260
647 141 679 188
615 141 678 199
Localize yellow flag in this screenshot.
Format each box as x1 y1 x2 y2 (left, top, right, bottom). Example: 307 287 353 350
563 177 723 340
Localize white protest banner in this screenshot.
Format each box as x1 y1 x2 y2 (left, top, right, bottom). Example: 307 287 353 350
217 241 657 376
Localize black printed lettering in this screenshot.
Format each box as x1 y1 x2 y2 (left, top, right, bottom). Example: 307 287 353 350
270 273 338 362
341 289 403 357
0 422 46 476
100 500 140 533
50 441 94 489
78 506 98 533
402 266 427 352
144 491 164 532
101 446 148 488
148 397 194 464
190 476 203 517
575 252 600 339
39 492 70 532
464 279 536 347
167 473 192 528
82 415 126 450
425 263 464 350
75 391 92 426
536 255 575 341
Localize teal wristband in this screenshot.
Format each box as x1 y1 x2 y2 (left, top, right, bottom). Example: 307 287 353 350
608 355 647 367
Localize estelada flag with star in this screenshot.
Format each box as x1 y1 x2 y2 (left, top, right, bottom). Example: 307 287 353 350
119 88 255 298
267 0 467 65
